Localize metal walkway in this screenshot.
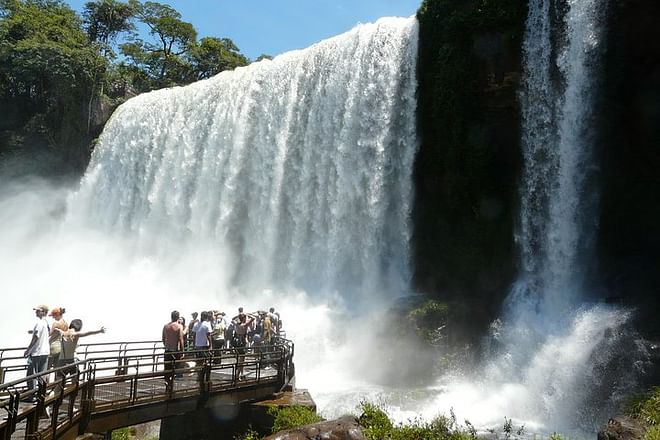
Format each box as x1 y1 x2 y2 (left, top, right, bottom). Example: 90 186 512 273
0 339 295 440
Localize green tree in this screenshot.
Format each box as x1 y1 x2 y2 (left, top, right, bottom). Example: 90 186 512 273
254 54 273 62
120 0 196 88
0 0 102 169
0 0 98 102
188 36 248 80
83 0 137 58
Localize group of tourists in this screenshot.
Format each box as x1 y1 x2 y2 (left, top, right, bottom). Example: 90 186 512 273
23 304 105 394
21 303 283 393
162 307 282 381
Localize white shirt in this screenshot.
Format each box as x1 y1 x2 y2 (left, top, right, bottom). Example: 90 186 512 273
193 321 212 347
29 318 50 356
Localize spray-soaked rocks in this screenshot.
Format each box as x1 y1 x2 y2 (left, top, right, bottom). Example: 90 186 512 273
263 416 365 440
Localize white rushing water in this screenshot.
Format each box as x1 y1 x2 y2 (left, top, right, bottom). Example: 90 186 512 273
422 0 645 437
68 17 419 305
0 15 419 419
0 5 643 438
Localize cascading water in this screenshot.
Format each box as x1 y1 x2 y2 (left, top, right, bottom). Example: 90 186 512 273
0 5 645 437
426 0 646 436
0 16 421 419
68 17 419 305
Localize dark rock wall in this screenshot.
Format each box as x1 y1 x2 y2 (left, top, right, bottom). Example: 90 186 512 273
597 0 660 338
412 0 527 333
413 0 660 343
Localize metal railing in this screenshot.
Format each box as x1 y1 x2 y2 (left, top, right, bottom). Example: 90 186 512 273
0 337 295 440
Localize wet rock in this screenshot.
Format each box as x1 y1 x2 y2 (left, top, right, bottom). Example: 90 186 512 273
264 415 365 440
597 416 648 440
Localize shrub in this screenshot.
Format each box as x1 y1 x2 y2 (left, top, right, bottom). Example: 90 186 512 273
645 425 660 440
267 405 322 433
111 427 135 440
358 402 475 440
627 387 660 426
359 401 394 439
234 426 260 440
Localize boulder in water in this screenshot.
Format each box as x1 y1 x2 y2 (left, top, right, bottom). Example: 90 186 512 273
597 416 648 440
263 416 365 440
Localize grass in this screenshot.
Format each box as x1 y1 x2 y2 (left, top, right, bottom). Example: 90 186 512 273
267 404 323 433
627 386 660 426
626 386 660 440
358 401 475 440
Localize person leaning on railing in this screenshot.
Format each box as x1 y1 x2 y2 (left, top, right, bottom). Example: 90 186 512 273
54 319 106 378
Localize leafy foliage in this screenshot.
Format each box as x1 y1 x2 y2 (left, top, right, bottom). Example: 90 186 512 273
267 405 323 433
189 36 248 80
646 425 660 440
0 0 98 102
0 0 252 173
358 401 475 440
233 426 261 440
111 426 135 440
83 0 137 58
627 387 660 426
407 300 449 346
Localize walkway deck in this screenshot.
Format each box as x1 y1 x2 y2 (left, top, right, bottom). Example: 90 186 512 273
0 338 295 440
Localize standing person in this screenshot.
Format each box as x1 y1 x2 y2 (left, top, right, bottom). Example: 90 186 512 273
162 311 184 389
268 308 280 336
211 312 226 363
48 307 68 369
192 311 213 359
178 316 189 348
55 319 105 378
262 313 273 344
188 312 199 348
24 304 50 393
233 313 254 380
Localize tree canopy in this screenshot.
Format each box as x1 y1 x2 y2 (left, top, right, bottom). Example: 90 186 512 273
0 0 256 173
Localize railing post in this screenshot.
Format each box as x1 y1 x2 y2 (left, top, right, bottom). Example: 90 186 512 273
50 378 64 435
25 376 47 437
131 361 139 404
79 363 96 435
4 390 20 440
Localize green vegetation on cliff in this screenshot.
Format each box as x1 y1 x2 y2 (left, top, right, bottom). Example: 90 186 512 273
628 387 660 426
0 0 252 176
267 405 323 434
359 401 476 440
413 0 527 333
626 387 660 440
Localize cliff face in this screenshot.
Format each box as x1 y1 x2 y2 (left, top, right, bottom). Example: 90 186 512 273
412 0 527 332
597 0 660 338
413 0 660 342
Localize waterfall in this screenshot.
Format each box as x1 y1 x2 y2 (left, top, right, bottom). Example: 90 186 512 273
488 0 642 432
68 17 419 303
427 1 646 436
518 0 606 317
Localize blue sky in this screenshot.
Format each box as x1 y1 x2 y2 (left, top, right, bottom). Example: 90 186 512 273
66 0 422 60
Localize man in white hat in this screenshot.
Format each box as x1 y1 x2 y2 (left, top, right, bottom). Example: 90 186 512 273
24 304 50 392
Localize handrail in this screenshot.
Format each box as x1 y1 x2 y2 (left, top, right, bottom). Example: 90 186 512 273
0 338 295 440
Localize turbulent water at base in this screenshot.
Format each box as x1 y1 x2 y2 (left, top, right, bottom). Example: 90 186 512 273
69 17 418 304
0 16 421 418
0 7 647 438
424 0 646 437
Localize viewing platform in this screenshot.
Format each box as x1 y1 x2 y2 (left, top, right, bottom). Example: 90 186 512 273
0 337 304 440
